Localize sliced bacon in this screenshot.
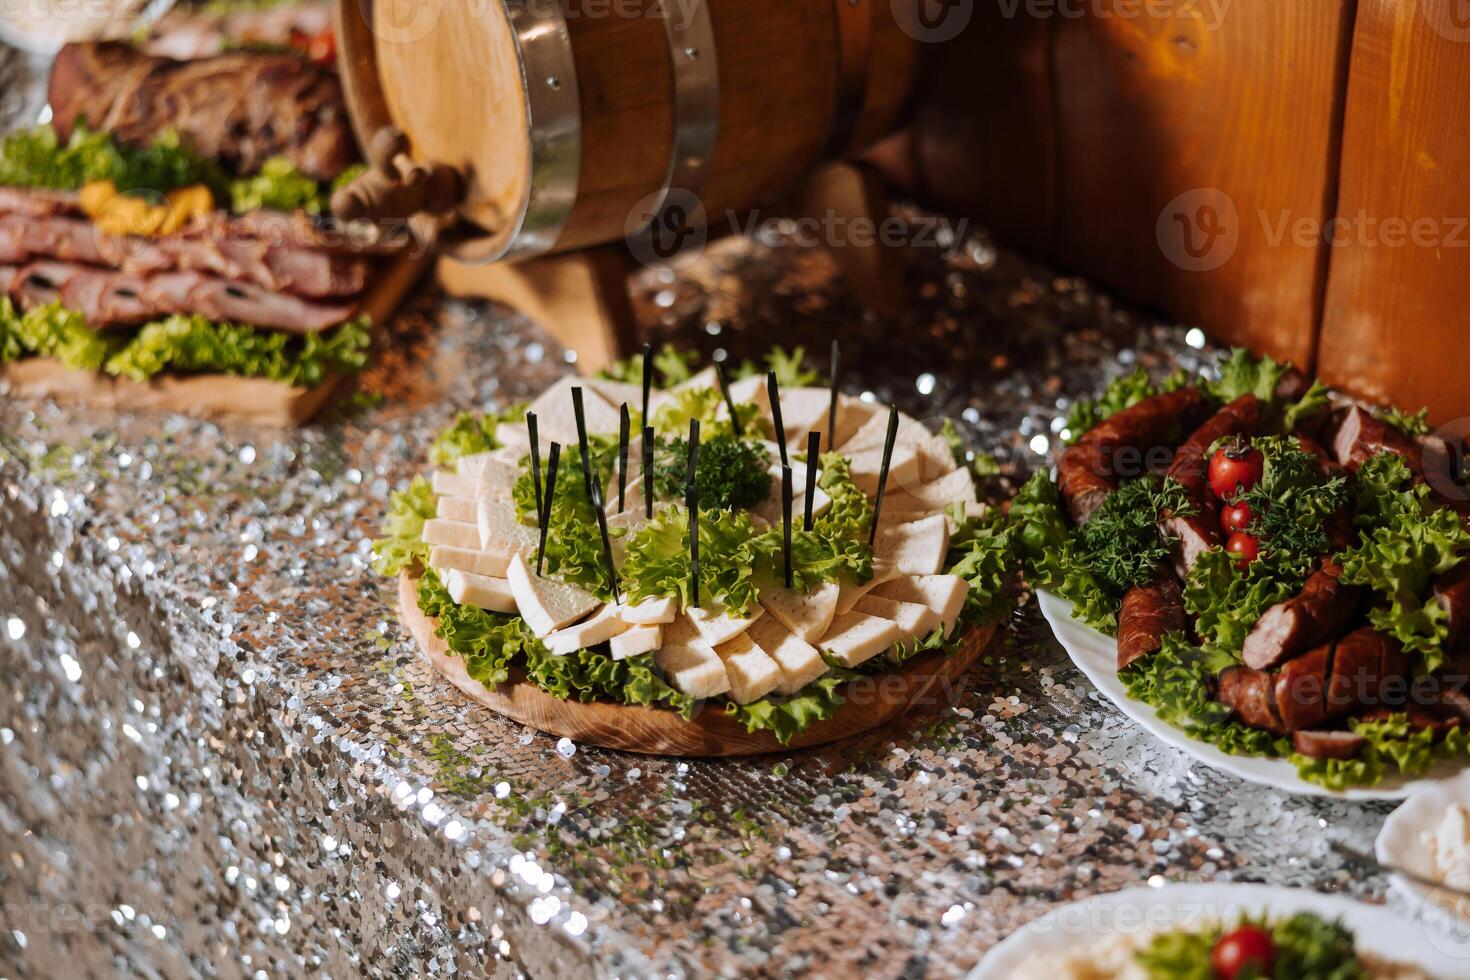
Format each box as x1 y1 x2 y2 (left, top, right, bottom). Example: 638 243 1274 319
1242 561 1362 670
1116 568 1184 670
5 261 355 332
1058 386 1209 524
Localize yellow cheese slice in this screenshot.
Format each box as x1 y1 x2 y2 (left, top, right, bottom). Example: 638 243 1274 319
446 570 517 613
712 632 783 704
747 614 828 695
506 553 600 637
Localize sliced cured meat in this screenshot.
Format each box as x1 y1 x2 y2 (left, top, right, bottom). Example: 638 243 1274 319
1357 704 1462 737
1291 730 1366 759
0 187 82 218
1329 404 1424 476
1436 560 1470 645
1116 569 1184 670
1162 396 1260 569
1274 642 1333 731
1242 561 1361 670
11 261 72 307
1058 386 1209 524
1217 665 1288 735
1328 626 1411 720
0 216 25 263
180 276 355 332
49 42 357 180
0 264 17 295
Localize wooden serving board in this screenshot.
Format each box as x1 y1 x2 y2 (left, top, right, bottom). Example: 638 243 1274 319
399 572 998 757
0 251 431 426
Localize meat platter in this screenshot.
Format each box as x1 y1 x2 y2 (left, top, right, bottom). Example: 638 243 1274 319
1016 350 1470 795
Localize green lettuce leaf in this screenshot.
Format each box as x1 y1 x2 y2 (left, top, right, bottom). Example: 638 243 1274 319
650 385 759 439
1208 346 1293 404
945 506 1015 629
1185 547 1308 659
372 475 435 576
510 436 620 600
1007 471 1116 633
104 313 370 386
723 669 859 744
1294 714 1470 791
1374 405 1433 437
815 453 874 541
1064 366 1189 443
0 298 113 370
621 505 760 612
228 155 331 214
598 342 699 388
0 123 227 197
732 345 822 387
430 403 528 467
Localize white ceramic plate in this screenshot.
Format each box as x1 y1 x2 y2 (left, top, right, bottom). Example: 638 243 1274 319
1038 590 1468 800
970 882 1470 979
1377 772 1470 956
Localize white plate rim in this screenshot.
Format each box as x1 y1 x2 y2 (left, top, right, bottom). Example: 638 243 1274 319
969 881 1470 979
1037 590 1468 800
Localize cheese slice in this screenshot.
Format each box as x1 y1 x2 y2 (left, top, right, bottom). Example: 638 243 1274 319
747 615 827 694
446 570 517 613
581 377 644 412
605 509 647 566
621 595 677 625
847 443 921 497
429 544 511 579
873 514 949 575
840 409 931 454
543 603 631 655
687 598 764 646
422 518 481 551
874 573 969 638
477 497 539 554
854 594 939 641
889 467 975 508
469 458 520 501
493 421 532 452
527 375 623 442
834 559 900 615
436 496 476 523
672 365 718 393
610 624 662 660
757 578 839 643
917 432 958 481
712 632 784 704
456 451 518 480
819 611 905 668
655 615 730 699
433 470 477 499
506 553 600 637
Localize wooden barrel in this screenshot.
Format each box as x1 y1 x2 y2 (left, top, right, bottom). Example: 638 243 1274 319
334 0 919 263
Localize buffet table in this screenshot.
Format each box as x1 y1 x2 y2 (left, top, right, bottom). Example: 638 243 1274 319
0 45 1407 980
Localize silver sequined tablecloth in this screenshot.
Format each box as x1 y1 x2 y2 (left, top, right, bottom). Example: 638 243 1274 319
0 41 1432 980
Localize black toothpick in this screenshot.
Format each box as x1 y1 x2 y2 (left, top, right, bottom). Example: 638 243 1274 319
617 404 630 514
781 464 793 590
527 412 542 521
828 339 841 450
588 478 621 603
804 430 819 531
714 360 742 436
685 417 701 487
643 424 655 520
767 371 788 467
641 342 653 424
537 442 561 576
571 385 594 504
687 482 700 609
868 404 900 547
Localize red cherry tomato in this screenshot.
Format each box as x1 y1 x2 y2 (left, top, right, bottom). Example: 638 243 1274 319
1226 531 1260 569
1221 501 1254 536
1211 924 1276 979
1209 444 1264 500
306 28 336 64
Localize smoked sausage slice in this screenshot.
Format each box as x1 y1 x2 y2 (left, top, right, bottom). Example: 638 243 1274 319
1217 665 1288 735
1242 561 1361 670
1160 394 1261 578
1116 569 1185 670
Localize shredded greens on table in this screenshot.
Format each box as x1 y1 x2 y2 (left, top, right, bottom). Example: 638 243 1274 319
0 300 370 387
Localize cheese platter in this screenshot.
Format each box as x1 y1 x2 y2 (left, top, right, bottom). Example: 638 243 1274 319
375 344 1013 755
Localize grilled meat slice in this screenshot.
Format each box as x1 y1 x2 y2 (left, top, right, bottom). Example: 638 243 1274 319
1116 568 1185 671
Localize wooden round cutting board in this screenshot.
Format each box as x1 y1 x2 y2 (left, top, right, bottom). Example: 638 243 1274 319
398 573 998 757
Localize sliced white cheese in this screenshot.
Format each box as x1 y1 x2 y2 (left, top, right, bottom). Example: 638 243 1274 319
918 432 958 481
687 598 764 647
874 573 969 638
672 365 718 393
506 553 600 637
890 467 975 508
436 496 476 523
610 624 662 660
712 632 784 704
604 508 647 566
655 615 730 699
422 518 482 551
472 460 520 504
581 377 643 413
477 497 539 554
526 375 624 442
747 615 828 694
456 451 517 480
873 513 949 575
429 544 511 579
757 578 839 644
835 559 901 615
818 611 905 668
847 443 921 497
432 470 478 499
840 409 931 454
854 594 939 641
493 420 532 452
543 603 631 655
446 570 517 613
621 595 677 625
